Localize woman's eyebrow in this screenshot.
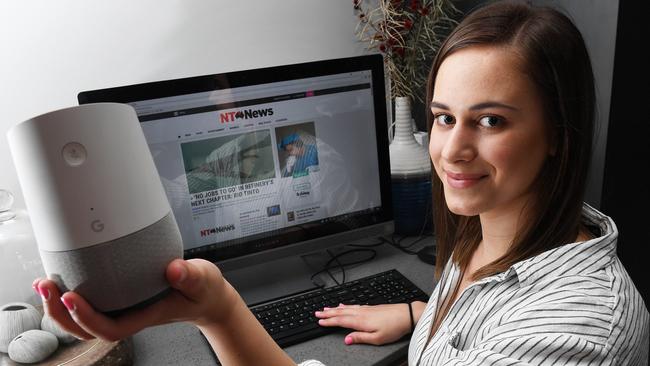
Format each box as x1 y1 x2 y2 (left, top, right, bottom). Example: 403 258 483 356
430 101 450 110
430 101 520 112
469 101 519 112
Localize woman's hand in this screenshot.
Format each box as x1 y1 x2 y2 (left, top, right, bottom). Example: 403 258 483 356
315 303 413 346
32 258 237 342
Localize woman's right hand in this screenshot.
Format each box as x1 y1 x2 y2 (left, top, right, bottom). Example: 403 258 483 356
32 258 238 342
315 303 414 346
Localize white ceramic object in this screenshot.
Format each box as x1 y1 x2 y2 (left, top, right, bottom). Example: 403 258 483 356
8 329 58 364
0 302 42 353
41 314 77 345
389 97 431 177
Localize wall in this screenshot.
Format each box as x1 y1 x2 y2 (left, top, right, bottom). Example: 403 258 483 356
2 1 618 210
0 0 365 210
531 0 619 208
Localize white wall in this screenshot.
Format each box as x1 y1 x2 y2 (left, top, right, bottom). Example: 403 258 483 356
0 0 365 210
1 0 618 210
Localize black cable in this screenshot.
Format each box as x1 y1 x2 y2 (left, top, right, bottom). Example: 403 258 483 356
326 249 345 285
310 248 377 287
346 239 385 248
383 234 434 255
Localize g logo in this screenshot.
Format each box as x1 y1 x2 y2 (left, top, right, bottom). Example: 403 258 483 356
91 220 105 233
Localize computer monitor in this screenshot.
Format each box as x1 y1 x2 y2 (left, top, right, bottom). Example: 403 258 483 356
78 54 393 303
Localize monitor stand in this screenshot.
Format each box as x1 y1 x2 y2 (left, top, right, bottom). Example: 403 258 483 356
222 255 320 306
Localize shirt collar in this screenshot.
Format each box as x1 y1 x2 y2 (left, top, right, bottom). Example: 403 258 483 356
511 203 617 287
445 204 618 288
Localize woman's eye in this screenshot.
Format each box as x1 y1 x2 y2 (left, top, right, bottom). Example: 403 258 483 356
434 114 455 125
478 115 502 127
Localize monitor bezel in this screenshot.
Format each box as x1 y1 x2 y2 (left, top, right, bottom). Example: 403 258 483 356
78 54 394 269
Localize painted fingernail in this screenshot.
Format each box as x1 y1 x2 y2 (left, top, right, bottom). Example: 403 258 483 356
38 287 50 301
175 265 187 285
61 297 76 312
344 336 353 345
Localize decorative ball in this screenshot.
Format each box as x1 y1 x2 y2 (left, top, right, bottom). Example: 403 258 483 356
8 329 58 364
41 314 78 344
0 302 42 353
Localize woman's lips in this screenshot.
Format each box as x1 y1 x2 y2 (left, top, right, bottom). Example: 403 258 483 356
445 171 488 189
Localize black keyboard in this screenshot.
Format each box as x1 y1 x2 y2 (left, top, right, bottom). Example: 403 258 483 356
250 269 429 348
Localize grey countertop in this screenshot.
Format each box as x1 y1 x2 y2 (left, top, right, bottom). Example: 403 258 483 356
132 237 437 365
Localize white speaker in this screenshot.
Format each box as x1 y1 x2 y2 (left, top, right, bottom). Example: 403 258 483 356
7 103 183 314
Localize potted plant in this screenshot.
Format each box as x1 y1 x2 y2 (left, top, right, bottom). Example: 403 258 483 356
353 0 458 235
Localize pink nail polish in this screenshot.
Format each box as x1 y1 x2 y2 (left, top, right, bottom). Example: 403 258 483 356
344 336 353 345
61 297 76 312
38 287 50 301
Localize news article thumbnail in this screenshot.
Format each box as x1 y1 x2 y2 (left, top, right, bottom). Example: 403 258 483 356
275 122 320 178
181 130 276 194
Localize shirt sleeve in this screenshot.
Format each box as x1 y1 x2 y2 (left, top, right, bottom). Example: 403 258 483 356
298 360 326 366
440 334 610 366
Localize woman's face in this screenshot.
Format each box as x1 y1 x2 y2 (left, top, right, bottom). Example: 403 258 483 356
429 46 552 217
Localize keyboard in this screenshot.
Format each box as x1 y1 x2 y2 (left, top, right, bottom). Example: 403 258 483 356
250 269 429 348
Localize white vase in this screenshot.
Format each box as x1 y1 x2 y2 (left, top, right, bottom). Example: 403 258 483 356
389 97 432 235
389 97 431 177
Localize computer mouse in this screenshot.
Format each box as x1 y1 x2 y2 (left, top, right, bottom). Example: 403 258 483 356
417 245 436 265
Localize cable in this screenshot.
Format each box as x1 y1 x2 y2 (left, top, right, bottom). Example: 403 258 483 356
310 248 377 287
326 249 345 285
346 239 385 248
383 233 434 255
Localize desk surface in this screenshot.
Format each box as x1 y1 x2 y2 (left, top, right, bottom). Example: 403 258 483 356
132 238 437 366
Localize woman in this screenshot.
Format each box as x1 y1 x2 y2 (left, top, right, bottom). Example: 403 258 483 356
34 1 649 365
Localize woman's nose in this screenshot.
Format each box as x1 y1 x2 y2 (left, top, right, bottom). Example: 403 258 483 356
440 123 477 163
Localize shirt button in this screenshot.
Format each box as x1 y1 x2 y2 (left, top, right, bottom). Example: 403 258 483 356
448 331 460 348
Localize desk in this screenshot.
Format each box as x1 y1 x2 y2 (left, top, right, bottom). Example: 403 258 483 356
131 238 437 365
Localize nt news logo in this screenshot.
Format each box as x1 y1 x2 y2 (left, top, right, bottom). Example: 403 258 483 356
220 108 274 123
199 224 235 237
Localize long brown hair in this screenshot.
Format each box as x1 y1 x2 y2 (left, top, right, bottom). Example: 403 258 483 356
427 1 595 280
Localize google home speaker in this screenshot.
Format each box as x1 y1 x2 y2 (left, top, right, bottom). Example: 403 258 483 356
7 103 183 314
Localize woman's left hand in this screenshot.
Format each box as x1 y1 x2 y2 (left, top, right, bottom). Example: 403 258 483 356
315 303 412 345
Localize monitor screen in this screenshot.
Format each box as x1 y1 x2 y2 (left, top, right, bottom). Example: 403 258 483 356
78 55 393 272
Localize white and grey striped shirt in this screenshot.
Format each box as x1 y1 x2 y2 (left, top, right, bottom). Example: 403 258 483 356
301 205 649 365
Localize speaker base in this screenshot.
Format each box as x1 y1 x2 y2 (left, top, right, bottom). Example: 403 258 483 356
104 286 173 318
39 212 183 313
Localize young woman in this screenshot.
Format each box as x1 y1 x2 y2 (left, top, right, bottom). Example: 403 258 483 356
34 1 649 365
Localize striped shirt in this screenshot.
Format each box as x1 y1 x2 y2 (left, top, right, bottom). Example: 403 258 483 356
300 205 649 365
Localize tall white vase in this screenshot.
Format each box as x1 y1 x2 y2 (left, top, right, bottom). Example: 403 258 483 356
389 98 431 177
389 97 432 235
